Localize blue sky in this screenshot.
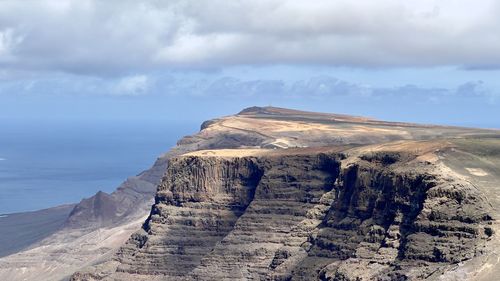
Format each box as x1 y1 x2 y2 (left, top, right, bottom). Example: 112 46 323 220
1 0 499 128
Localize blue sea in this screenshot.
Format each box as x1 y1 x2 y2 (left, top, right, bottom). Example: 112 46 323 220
0 119 198 214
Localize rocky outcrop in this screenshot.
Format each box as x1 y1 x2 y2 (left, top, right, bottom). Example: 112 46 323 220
64 163 164 229
66 191 119 227
71 148 494 280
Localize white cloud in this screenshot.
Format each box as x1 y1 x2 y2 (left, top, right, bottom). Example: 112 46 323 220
0 28 23 61
111 75 150 95
0 0 500 75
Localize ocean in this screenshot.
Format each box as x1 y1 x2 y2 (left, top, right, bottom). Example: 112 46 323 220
0 119 198 214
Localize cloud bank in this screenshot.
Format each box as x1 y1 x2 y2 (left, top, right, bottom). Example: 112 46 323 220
1 71 493 105
1 0 500 76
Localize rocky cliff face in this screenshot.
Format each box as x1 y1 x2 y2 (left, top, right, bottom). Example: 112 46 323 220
5 107 499 281
186 153 341 280
293 152 493 280
72 148 494 281
116 156 264 276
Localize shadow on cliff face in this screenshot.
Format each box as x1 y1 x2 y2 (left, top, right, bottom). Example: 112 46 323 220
302 162 436 260
285 151 494 280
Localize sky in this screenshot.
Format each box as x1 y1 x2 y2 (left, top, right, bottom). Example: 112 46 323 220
1 0 500 128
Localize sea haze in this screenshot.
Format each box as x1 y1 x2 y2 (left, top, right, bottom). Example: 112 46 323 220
0 118 198 214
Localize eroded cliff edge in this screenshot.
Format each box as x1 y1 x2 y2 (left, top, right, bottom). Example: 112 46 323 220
72 143 495 281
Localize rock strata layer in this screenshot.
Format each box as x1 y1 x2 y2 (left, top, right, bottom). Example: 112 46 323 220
72 148 493 280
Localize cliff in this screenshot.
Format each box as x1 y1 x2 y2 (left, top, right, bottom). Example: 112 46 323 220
72 142 495 280
2 107 500 281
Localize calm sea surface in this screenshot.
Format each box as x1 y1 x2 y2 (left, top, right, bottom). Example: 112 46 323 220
0 119 198 214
